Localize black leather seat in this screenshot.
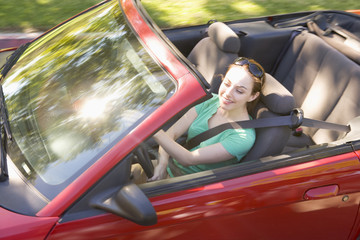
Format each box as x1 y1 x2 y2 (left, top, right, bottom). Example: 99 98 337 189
273 31 360 148
242 73 295 161
187 21 240 90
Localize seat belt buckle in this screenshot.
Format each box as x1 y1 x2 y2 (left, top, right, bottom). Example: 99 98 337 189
289 108 304 130
293 127 303 136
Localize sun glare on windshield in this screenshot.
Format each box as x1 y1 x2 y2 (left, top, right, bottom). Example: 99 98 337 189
78 98 108 120
2 0 176 199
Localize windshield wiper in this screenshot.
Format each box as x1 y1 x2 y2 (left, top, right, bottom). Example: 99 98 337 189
0 85 12 182
0 43 29 181
0 42 31 80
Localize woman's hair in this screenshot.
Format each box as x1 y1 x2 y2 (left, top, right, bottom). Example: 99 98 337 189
228 57 266 113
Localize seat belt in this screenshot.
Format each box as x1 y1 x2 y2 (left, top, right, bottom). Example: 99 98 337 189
184 108 350 150
270 28 304 75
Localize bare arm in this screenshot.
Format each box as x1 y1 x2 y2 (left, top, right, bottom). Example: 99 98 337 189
148 107 198 181
153 130 233 167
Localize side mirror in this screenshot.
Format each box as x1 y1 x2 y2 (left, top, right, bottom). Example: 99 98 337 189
91 183 157 226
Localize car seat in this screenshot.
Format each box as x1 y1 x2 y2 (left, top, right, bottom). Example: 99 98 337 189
242 73 295 161
187 21 241 92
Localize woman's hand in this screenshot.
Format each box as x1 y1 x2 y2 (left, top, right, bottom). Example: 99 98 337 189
148 162 167 181
149 107 198 181
148 131 170 182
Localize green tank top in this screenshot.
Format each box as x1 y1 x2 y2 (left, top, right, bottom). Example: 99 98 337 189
167 94 256 177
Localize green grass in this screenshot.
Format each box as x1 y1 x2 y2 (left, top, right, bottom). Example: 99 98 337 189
0 0 359 32
142 0 360 28
0 0 100 32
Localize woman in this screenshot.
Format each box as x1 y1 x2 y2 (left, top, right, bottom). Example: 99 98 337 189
149 57 265 181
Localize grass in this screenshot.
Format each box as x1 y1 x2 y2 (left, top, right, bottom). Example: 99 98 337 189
142 0 360 28
0 0 100 32
0 0 359 32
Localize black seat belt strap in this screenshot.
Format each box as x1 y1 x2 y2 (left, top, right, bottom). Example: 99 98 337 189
302 118 350 133
270 28 304 75
184 116 292 149
184 108 350 150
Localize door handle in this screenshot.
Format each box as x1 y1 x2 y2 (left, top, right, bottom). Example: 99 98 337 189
304 185 339 200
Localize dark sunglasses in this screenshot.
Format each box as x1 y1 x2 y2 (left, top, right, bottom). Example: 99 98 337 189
233 57 264 79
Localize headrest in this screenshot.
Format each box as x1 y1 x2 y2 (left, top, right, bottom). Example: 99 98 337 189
261 73 295 114
208 22 240 53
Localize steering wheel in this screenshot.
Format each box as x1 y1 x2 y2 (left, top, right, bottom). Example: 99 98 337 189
134 143 154 178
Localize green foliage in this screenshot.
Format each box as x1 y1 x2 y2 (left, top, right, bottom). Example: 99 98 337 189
0 0 100 32
141 0 360 28
0 0 359 32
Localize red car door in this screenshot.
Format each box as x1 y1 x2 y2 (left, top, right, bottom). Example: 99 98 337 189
47 147 360 240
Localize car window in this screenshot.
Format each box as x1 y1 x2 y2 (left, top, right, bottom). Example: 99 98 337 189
2 0 175 200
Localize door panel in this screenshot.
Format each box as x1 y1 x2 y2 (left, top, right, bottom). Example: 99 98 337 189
304 184 339 200
48 152 360 239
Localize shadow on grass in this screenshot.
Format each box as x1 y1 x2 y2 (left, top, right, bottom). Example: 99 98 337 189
143 0 357 29
1 0 357 31
0 0 100 32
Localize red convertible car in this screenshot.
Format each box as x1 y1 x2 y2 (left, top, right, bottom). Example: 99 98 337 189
1 0 360 239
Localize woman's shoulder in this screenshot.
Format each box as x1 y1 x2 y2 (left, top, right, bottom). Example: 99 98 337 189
226 127 255 138
220 127 256 147
204 93 219 105
195 93 219 113
219 128 255 161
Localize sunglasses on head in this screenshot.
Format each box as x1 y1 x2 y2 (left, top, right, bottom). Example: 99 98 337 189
233 57 264 79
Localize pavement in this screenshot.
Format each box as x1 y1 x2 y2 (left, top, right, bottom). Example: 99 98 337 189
0 32 42 49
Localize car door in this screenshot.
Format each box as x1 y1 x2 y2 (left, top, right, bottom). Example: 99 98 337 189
46 141 360 240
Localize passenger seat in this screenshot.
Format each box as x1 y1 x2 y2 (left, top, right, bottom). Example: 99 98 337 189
273 30 360 148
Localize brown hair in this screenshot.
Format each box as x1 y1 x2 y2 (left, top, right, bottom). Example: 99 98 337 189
227 58 266 113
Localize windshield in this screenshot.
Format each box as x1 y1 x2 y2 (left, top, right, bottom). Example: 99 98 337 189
2 0 175 200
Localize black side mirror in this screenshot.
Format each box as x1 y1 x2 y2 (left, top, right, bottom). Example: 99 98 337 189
90 183 157 226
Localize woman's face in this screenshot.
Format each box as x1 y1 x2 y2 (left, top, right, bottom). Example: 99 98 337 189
218 65 259 112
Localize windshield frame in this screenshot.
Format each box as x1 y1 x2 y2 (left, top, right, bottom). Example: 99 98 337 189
2 0 178 201
29 0 210 217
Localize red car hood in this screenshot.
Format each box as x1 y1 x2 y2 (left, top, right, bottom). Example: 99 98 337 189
0 207 58 240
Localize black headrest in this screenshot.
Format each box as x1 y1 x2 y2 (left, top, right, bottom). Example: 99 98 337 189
208 22 240 53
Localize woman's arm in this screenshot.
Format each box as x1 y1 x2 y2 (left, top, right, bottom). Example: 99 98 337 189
148 107 198 181
166 107 198 140
153 130 234 166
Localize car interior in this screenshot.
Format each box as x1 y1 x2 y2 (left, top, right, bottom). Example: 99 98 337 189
57 10 360 224
161 10 360 161
107 9 360 198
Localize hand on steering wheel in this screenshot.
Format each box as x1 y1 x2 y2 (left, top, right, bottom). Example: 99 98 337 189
134 143 154 178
